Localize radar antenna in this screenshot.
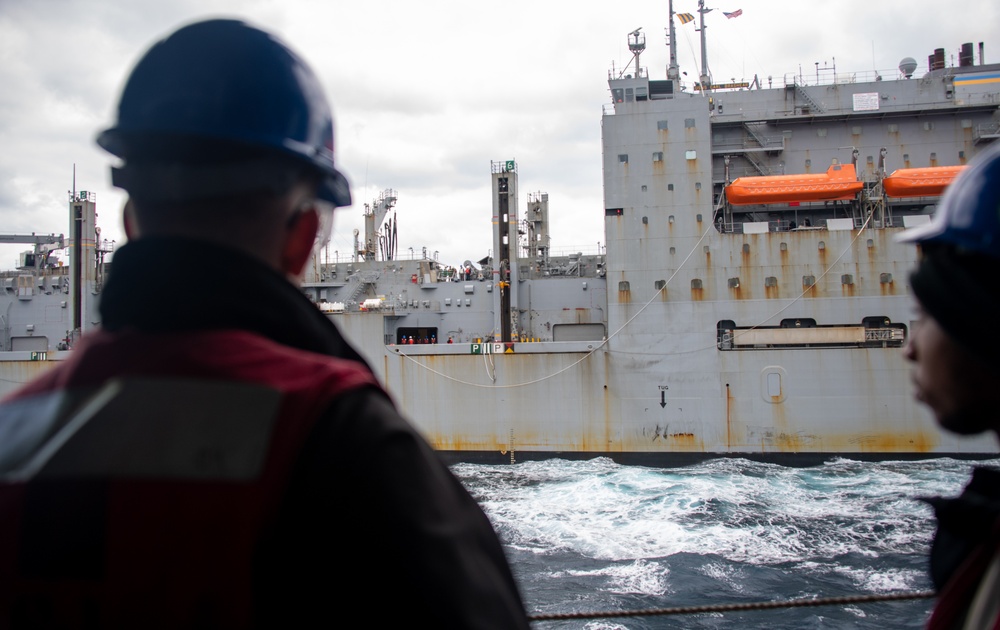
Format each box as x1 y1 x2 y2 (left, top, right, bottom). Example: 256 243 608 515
624 28 646 78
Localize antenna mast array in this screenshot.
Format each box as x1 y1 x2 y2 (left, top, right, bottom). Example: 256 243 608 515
626 28 646 78
666 0 680 82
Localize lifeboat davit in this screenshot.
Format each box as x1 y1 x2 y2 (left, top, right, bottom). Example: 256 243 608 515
725 163 863 206
882 165 965 198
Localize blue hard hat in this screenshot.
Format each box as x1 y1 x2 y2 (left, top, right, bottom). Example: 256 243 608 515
896 140 1000 258
97 19 351 207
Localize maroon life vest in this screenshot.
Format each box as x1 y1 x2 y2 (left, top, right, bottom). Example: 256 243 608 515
0 328 377 628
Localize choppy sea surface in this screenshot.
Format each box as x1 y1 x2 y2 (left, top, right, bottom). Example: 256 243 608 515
453 457 998 629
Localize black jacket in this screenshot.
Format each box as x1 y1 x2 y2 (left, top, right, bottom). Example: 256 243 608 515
924 467 1000 629
102 238 530 628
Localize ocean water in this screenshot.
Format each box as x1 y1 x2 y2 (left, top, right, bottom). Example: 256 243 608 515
453 457 997 629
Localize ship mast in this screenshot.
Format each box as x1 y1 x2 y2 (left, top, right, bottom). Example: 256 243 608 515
627 28 645 77
666 0 680 82
697 0 712 92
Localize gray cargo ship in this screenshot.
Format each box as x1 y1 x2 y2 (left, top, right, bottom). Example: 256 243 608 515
3 7 998 463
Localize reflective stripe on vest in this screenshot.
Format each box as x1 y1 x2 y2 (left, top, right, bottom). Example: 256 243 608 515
2 379 282 481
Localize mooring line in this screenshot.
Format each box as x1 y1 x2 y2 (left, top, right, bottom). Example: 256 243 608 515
527 590 936 622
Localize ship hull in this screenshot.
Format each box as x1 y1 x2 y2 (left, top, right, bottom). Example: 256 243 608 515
329 238 996 464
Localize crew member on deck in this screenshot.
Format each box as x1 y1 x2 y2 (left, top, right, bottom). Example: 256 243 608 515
898 140 1000 630
0 19 529 628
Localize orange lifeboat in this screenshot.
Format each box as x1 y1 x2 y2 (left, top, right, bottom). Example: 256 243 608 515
725 163 863 206
882 165 965 198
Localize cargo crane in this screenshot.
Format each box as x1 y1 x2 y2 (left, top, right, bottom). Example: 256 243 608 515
357 189 398 261
0 233 65 270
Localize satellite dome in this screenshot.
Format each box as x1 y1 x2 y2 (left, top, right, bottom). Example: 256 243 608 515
899 57 918 78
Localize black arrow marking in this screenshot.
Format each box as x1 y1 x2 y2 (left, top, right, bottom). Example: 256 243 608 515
660 390 666 408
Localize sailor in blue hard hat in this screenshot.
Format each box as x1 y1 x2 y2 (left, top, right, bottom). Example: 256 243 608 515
96 18 352 271
0 18 530 628
897 140 1000 630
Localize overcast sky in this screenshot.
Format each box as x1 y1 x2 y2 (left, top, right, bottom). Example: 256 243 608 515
1 0 997 269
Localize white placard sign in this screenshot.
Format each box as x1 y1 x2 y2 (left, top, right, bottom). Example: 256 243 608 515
853 92 880 112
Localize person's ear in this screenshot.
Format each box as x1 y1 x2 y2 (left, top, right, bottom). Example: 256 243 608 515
123 199 139 240
281 207 319 279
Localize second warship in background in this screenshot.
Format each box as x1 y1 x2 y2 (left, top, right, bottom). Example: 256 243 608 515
3 6 999 463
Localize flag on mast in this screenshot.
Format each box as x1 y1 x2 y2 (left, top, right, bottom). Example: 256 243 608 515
676 12 695 24
723 9 743 18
